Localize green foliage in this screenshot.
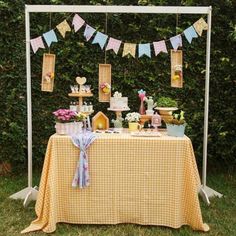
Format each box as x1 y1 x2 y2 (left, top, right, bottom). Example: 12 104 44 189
0 0 236 169
156 96 178 107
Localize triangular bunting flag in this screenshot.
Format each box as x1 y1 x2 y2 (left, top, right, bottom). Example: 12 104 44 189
106 37 122 54
84 24 96 41
43 30 58 47
138 43 151 58
56 20 71 38
193 18 208 36
153 40 168 56
122 43 136 58
30 36 45 53
170 34 182 50
72 14 85 32
184 26 198 43
92 32 108 49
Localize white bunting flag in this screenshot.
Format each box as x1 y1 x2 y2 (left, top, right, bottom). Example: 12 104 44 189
153 40 168 56
72 14 85 32
106 37 122 54
30 36 45 53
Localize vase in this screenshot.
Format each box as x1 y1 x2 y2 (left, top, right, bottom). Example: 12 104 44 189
55 122 84 135
139 99 146 115
166 123 186 137
128 122 141 132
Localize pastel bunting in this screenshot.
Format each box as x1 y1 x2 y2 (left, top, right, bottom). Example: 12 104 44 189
193 18 208 36
184 26 198 43
153 40 168 56
84 24 96 41
170 34 182 50
138 43 151 58
72 14 85 32
43 30 58 47
56 20 71 38
122 43 136 58
30 36 45 53
92 32 108 49
106 37 122 54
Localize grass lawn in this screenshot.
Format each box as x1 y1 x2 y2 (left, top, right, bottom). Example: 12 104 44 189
0 169 235 236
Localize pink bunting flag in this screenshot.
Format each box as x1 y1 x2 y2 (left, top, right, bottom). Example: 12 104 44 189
106 37 122 54
30 36 45 53
72 14 85 32
153 40 167 56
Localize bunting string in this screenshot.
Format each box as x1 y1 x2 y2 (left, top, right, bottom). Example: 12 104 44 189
30 14 208 58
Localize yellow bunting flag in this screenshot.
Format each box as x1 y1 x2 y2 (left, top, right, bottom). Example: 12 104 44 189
56 20 71 38
122 43 136 58
193 18 208 36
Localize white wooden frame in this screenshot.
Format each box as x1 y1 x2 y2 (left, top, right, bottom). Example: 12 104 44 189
10 5 222 207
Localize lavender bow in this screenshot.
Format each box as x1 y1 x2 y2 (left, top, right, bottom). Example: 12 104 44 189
71 131 97 188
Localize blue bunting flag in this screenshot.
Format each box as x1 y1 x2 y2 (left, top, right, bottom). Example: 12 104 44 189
170 34 182 50
43 30 58 47
92 32 108 49
184 26 198 44
138 43 151 58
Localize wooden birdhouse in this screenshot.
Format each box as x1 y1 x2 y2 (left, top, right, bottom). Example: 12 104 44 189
92 111 109 131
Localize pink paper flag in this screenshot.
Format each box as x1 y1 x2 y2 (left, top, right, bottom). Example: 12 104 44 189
30 36 45 53
106 37 122 54
153 40 167 56
72 14 85 32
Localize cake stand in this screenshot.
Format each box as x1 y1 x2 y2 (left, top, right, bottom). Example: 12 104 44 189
107 108 130 119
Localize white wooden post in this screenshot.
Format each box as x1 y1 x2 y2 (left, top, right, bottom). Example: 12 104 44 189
199 6 222 204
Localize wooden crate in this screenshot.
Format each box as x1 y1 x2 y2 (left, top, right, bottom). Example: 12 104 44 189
99 64 111 102
171 50 183 88
41 53 56 92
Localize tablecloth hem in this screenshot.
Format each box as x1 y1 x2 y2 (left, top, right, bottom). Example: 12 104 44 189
21 220 210 234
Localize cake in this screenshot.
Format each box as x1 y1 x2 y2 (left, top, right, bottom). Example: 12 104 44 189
109 92 129 110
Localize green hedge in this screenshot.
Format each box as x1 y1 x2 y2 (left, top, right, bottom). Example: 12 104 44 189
0 0 235 171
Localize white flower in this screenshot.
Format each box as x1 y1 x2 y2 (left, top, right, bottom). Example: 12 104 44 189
125 112 140 123
114 91 122 98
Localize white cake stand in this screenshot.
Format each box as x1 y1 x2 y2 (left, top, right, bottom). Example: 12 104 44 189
107 107 130 119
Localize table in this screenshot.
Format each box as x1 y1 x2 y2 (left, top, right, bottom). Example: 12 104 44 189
22 132 209 233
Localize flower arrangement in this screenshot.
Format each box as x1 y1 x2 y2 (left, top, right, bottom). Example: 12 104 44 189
100 82 111 94
125 112 141 123
113 91 122 98
75 112 87 122
173 65 182 80
166 110 186 125
44 72 54 83
53 109 77 123
138 89 146 101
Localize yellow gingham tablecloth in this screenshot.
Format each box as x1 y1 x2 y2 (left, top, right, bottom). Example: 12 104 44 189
22 132 209 233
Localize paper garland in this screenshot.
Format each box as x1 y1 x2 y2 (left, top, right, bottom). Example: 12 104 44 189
92 32 108 49
30 36 45 53
122 43 136 58
30 15 208 56
56 20 71 38
106 37 122 54
43 30 58 47
193 18 208 36
72 14 85 32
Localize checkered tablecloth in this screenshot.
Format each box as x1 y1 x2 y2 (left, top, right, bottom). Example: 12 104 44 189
22 132 209 233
